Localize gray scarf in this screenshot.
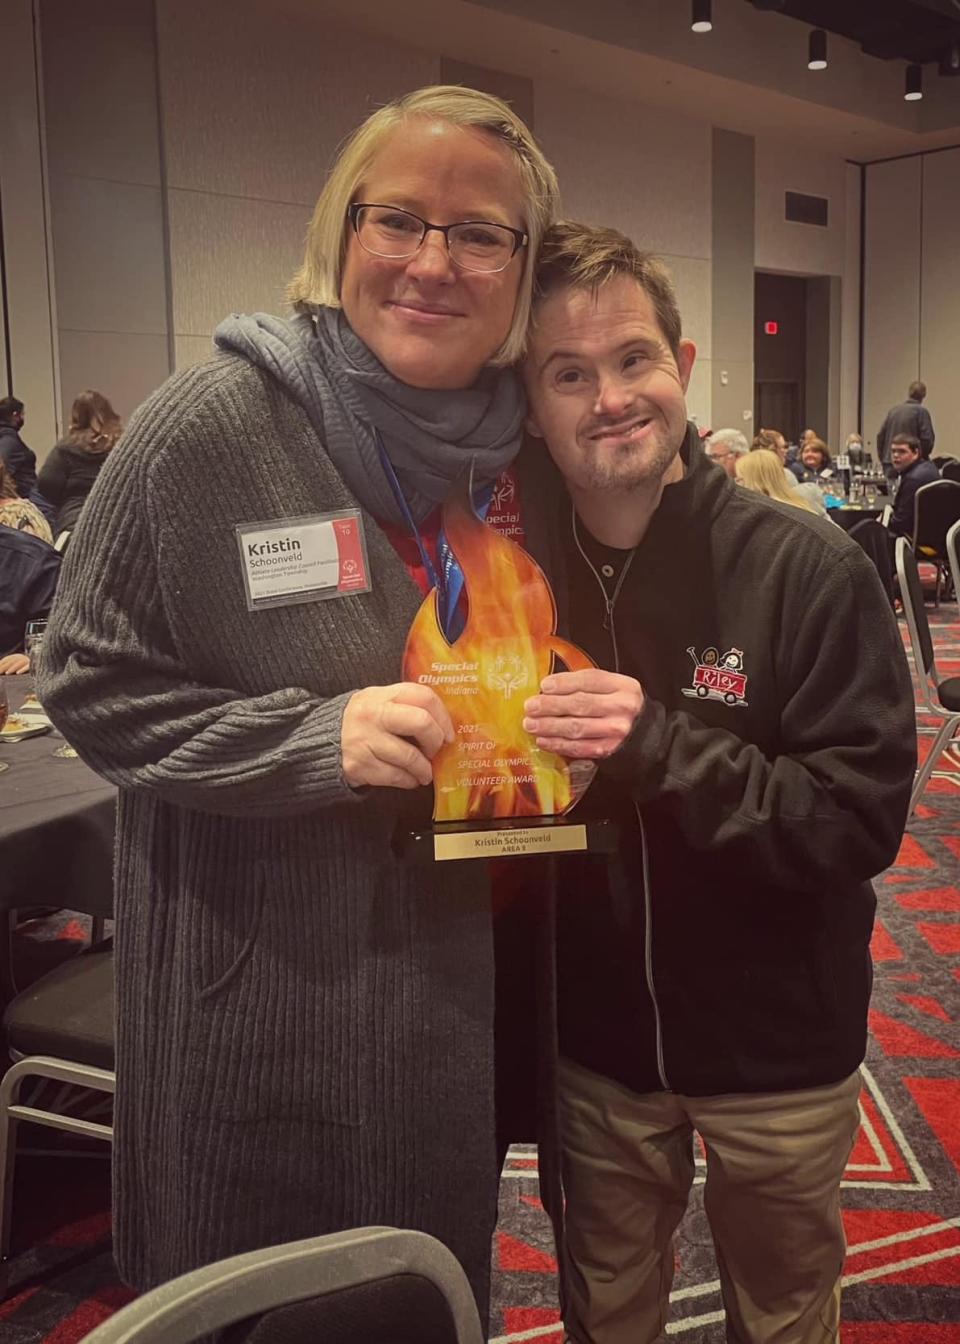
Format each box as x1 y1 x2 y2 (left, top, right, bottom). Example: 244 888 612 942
214 306 525 525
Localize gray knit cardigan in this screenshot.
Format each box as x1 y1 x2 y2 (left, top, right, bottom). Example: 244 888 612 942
39 356 499 1310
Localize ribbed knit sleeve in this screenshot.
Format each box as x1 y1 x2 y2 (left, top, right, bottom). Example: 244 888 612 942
39 364 362 818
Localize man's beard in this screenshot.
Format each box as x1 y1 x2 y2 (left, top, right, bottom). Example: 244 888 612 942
578 426 679 492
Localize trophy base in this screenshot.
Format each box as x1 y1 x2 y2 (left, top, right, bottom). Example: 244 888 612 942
396 816 618 863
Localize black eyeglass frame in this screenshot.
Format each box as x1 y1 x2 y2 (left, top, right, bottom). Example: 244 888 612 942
347 203 528 272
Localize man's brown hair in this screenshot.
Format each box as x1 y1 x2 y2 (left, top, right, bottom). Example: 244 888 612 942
908 380 926 402
532 220 682 359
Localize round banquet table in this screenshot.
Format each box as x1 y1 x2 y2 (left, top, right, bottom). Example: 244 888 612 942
0 676 116 916
831 506 884 532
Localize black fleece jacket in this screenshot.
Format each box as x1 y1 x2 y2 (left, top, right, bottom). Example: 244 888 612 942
521 426 916 1097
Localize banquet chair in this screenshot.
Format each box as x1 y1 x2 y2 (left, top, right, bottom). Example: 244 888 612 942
941 460 960 483
911 479 960 607
847 519 894 605
895 537 960 818
948 519 960 603
79 1227 484 1344
0 927 114 1258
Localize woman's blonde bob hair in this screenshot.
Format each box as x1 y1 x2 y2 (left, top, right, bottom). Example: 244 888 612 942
286 85 559 366
735 448 817 513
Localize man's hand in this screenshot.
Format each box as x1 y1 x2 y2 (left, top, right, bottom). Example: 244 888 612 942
523 669 644 759
342 682 455 789
0 654 29 675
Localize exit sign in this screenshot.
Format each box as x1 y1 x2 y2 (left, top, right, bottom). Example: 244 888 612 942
764 321 779 335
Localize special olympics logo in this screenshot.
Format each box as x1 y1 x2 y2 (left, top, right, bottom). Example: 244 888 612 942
485 652 529 700
490 476 516 513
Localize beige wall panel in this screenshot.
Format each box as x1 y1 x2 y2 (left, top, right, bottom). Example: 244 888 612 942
49 174 168 336
711 359 755 438
40 0 161 186
685 357 711 433
663 255 711 361
169 191 312 335
839 162 862 438
920 147 960 454
56 332 171 442
534 81 711 262
755 136 847 277
862 157 921 453
175 335 219 371
157 0 437 205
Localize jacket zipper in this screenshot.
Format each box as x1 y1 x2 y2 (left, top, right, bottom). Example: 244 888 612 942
571 509 670 1090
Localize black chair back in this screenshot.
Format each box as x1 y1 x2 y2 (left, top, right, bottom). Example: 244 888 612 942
942 460 960 483
847 519 894 603
913 480 960 559
897 540 936 680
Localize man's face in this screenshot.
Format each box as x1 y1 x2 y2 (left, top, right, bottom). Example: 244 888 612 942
890 443 920 474
705 443 739 478
523 276 696 493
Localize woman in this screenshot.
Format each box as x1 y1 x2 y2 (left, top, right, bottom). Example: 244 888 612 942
788 435 832 483
0 461 53 542
37 390 122 535
40 86 558 1316
736 448 819 513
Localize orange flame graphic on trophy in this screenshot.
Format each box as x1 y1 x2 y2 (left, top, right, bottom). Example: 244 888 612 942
402 477 597 823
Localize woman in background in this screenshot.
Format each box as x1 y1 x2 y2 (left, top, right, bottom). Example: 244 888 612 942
789 435 832 483
0 462 53 542
38 391 122 536
736 448 819 514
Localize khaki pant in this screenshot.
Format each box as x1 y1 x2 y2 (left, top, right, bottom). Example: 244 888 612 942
558 1058 861 1344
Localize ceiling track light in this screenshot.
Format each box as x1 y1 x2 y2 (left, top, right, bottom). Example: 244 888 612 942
905 63 923 101
691 0 712 34
808 28 827 70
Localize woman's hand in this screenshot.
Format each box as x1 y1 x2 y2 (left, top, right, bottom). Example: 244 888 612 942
342 682 455 789
523 669 644 759
0 654 30 675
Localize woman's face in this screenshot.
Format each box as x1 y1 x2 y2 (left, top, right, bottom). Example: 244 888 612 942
801 444 824 470
340 119 527 390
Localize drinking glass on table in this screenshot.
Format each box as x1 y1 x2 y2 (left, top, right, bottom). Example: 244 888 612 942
25 619 48 673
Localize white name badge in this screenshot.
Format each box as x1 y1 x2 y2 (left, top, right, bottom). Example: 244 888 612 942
236 510 371 611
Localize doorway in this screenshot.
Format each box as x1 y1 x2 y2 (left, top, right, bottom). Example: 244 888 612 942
754 271 831 446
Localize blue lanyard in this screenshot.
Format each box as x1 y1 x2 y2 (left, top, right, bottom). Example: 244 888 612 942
375 432 492 641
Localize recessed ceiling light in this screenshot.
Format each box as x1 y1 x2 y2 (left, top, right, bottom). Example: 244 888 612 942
691 0 712 34
905 63 923 100
808 29 827 70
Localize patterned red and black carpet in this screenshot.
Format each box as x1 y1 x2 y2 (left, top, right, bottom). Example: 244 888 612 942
1 608 958 1343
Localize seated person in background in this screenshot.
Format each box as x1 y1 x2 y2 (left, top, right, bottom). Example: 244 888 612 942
845 432 865 464
789 436 833 483
0 462 54 543
736 448 819 514
704 428 748 479
37 390 122 536
887 434 940 539
0 397 38 499
0 524 60 674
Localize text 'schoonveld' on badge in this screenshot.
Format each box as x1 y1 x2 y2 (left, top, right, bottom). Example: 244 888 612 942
236 510 371 611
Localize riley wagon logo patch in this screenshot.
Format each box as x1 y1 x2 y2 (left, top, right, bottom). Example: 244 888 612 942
682 646 749 708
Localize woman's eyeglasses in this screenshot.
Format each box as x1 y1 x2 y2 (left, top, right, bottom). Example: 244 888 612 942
347 204 527 275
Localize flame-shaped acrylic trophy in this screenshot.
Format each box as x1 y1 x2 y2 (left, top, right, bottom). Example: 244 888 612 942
400 475 614 862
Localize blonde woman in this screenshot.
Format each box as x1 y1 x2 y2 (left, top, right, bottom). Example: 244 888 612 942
736 447 819 513
38 391 122 536
41 86 559 1313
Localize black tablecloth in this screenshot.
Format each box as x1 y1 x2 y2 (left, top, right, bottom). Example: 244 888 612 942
831 507 884 532
0 677 116 915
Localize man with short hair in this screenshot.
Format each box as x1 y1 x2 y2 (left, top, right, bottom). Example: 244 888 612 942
703 428 747 479
887 432 940 539
520 221 916 1344
876 380 934 473
0 524 60 670
0 397 38 498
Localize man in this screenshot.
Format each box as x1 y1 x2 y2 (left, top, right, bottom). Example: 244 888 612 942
0 524 60 672
520 221 916 1344
887 432 940 539
703 428 747 479
0 397 38 498
876 381 934 473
